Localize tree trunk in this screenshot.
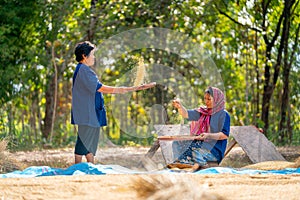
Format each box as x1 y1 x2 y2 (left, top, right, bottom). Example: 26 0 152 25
279 2 299 144
49 45 58 143
86 0 98 41
261 44 274 133
30 93 38 142
42 75 55 140
279 66 290 144
261 0 288 133
253 30 260 126
261 84 272 132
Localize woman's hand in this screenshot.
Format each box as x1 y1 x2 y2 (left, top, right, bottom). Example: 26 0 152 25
172 98 188 118
100 82 156 94
172 98 182 109
127 82 156 92
195 132 228 141
195 133 209 140
135 82 156 91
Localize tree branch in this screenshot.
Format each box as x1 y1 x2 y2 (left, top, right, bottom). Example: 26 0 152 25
269 11 285 48
262 0 272 45
288 23 300 68
291 0 300 16
214 3 262 33
269 0 295 48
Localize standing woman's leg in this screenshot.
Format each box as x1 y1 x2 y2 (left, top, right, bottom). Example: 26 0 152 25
74 125 100 164
74 127 89 164
75 154 83 164
85 153 94 163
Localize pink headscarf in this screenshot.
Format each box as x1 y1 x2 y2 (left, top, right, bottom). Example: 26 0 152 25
190 87 225 135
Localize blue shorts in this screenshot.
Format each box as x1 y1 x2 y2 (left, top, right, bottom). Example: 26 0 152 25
74 125 100 156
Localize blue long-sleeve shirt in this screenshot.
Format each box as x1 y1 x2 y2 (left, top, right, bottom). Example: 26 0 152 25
187 109 230 163
71 63 107 127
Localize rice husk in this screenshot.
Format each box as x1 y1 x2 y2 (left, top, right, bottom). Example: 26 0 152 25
242 156 300 170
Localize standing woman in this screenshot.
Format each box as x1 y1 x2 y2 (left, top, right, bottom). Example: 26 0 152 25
72 41 155 164
172 87 230 170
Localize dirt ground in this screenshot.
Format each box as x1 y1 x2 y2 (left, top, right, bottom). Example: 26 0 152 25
0 146 300 200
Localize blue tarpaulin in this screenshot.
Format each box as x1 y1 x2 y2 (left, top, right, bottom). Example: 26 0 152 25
1 163 299 178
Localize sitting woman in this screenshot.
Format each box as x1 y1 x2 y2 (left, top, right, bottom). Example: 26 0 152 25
172 86 230 171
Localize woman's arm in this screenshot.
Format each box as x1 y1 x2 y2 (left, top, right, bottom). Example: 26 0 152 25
196 132 228 141
98 82 156 94
197 111 230 141
172 99 188 118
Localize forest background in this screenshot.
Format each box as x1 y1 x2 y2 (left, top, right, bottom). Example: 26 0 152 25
0 0 299 151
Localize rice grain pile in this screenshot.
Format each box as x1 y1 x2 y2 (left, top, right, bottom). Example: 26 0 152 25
242 157 300 170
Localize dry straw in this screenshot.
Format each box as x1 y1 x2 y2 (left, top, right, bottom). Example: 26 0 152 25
0 139 7 152
133 57 146 86
131 175 225 200
0 140 25 173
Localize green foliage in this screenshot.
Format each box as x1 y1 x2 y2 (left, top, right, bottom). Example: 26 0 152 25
0 0 299 149
0 0 41 103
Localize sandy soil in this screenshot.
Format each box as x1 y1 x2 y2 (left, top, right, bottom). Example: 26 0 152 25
1 173 300 200
1 146 300 200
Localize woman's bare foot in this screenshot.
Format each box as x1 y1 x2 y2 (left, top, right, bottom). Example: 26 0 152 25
192 163 201 172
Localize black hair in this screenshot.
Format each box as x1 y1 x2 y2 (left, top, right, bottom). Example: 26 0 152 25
205 87 213 97
74 41 95 62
